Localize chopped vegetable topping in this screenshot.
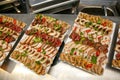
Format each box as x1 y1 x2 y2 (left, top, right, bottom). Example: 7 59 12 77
21 50 28 57
96 50 100 56
41 58 45 61
80 37 85 44
37 47 41 52
13 19 17 25
35 61 41 65
97 19 101 24
85 22 92 27
38 25 43 28
6 31 11 35
41 17 46 23
44 28 49 33
74 52 77 55
48 16 57 21
54 24 62 31
0 28 2 31
75 41 80 44
0 17 2 22
91 56 97 64
80 32 83 36
102 22 107 27
42 49 46 55
0 46 3 51
15 55 20 59
88 34 93 41
101 30 104 35
85 29 91 33
36 14 42 19
86 63 93 69
46 40 51 45
2 40 5 44
0 31 2 35
79 49 84 53
33 37 43 43
70 48 75 55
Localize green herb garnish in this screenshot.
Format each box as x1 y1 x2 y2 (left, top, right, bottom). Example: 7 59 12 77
0 31 2 35
101 30 104 35
42 49 46 55
97 19 101 24
75 41 80 44
41 58 45 61
6 31 11 35
48 16 57 21
15 55 20 59
35 61 41 65
0 46 3 51
85 22 92 27
44 28 49 33
38 25 43 28
91 56 97 64
21 50 28 57
70 48 75 55
88 34 93 41
36 14 42 19
80 37 85 44
2 41 5 44
33 37 43 43
79 49 83 53
80 32 83 36
0 28 2 31
54 24 62 31
46 40 51 45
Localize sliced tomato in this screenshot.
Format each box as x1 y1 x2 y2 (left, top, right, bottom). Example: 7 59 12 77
5 37 10 43
12 25 22 33
37 47 42 52
86 63 93 69
74 52 77 55
0 17 3 23
41 17 46 23
102 22 107 27
116 53 120 60
85 29 91 33
96 50 100 56
55 39 61 47
41 33 48 40
35 31 40 36
13 19 17 25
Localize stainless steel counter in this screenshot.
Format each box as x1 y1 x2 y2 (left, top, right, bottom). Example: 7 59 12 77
0 14 120 80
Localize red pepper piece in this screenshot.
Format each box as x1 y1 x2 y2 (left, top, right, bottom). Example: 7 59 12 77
37 47 41 52
13 19 17 25
96 50 100 56
0 17 2 23
74 52 77 55
86 63 93 69
41 17 46 23
86 29 91 33
102 22 107 27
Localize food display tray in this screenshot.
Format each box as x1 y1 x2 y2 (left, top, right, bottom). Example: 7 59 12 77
9 14 70 75
112 25 120 70
0 14 26 66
